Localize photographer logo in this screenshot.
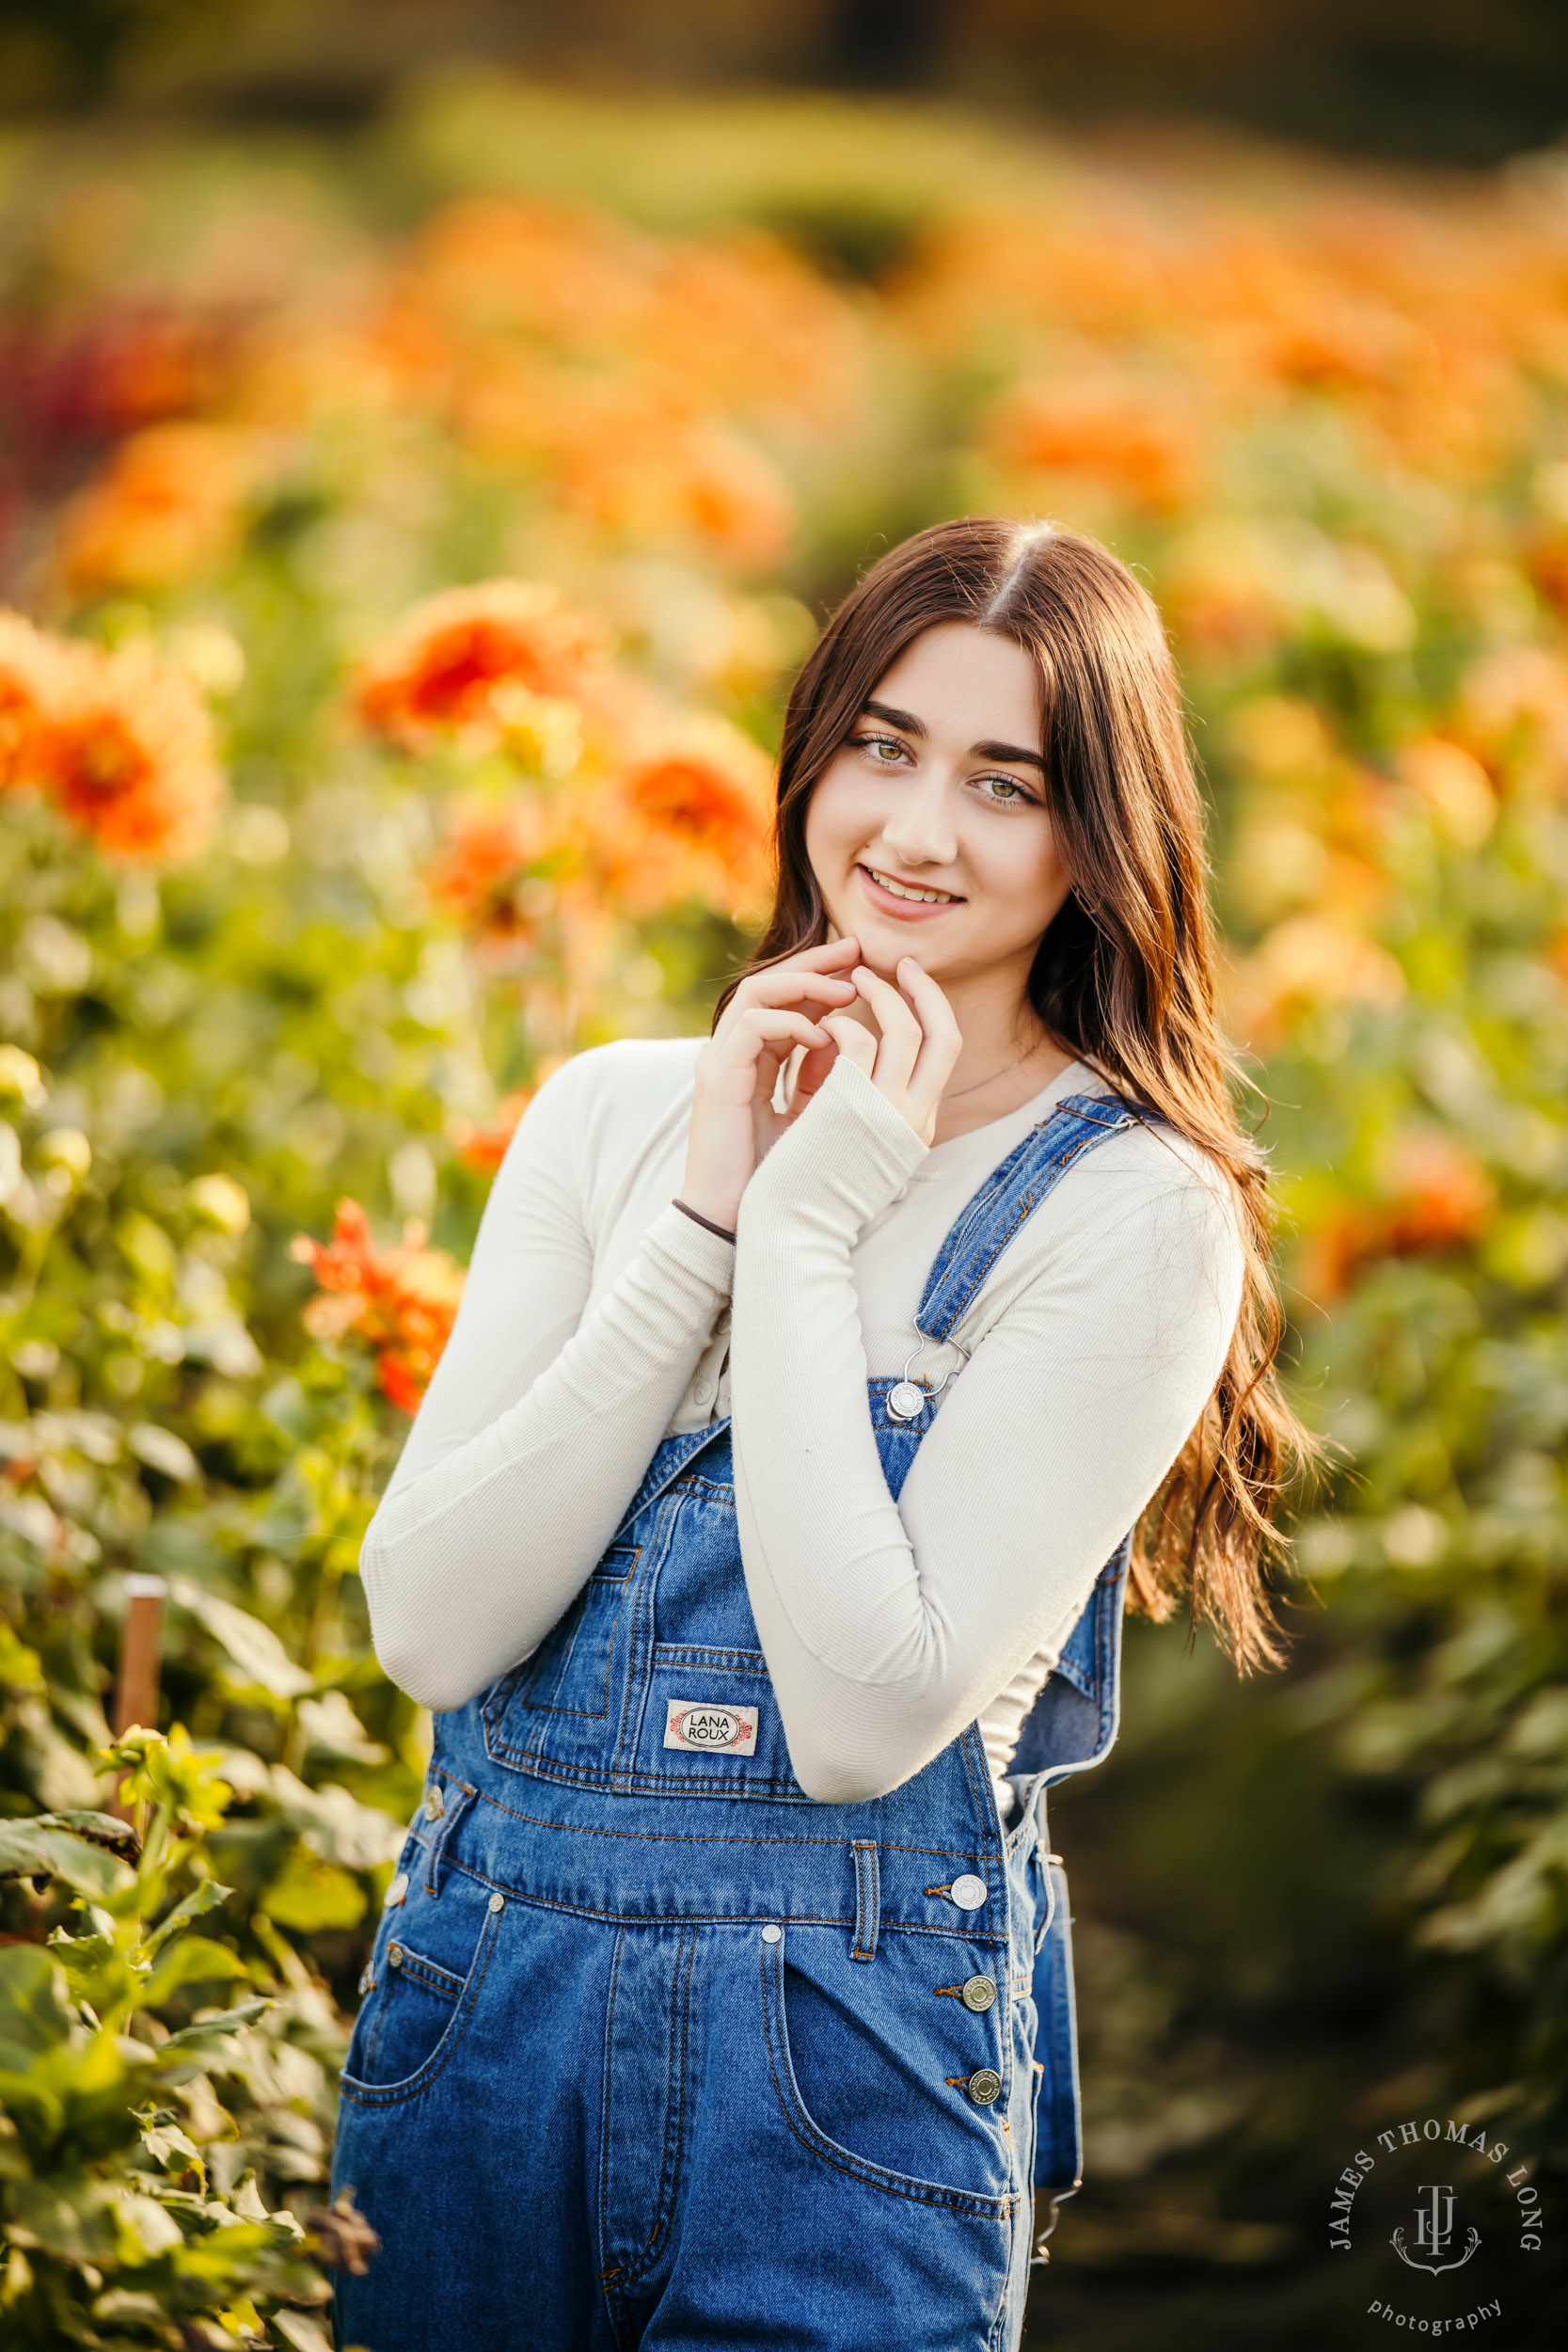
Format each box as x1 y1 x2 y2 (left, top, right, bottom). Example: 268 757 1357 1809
1391 2184 1479 2277
1324 2111 1544 2338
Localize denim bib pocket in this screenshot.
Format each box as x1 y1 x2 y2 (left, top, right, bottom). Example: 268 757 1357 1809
341 1868 504 2108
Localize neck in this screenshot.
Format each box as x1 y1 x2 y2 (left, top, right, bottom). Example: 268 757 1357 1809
852 946 1074 1143
934 1010 1072 1143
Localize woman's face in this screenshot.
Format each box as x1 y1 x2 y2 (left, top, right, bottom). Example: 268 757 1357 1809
803 622 1072 990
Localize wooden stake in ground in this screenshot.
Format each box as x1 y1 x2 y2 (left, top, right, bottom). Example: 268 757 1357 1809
114 1573 167 1738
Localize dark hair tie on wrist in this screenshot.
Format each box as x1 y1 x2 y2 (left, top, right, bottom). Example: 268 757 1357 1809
673 1198 736 1245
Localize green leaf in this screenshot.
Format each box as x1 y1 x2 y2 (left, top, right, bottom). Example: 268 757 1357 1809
6 2170 121 2262
143 1876 233 1960
260 1847 366 1932
45 1928 124 2010
38 1808 143 1866
0 1620 44 1691
0 1946 72 2068
143 1934 249 2008
156 1995 271 2053
171 1575 314 1699
273 2312 335 2352
0 1818 135 1899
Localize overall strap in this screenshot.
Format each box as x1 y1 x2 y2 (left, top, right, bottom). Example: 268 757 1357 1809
914 1093 1145 1347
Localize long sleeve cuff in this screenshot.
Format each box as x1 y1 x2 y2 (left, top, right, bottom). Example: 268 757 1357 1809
738 1055 929 1251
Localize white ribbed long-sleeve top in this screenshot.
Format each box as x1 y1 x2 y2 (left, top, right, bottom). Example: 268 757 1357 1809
359 1040 1244 1807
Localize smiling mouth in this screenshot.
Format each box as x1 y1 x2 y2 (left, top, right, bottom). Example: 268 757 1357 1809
860 864 963 907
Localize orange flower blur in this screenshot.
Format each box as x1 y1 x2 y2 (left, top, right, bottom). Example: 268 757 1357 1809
0 612 62 792
37 642 226 863
1294 1135 1497 1302
293 1200 467 1415
356 580 611 752
597 716 775 920
453 1088 537 1174
56 422 261 596
1 612 225 863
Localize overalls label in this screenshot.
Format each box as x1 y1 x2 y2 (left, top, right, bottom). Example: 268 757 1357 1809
333 1094 1138 2352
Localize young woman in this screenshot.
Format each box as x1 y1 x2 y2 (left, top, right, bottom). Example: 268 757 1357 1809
333 517 1305 2352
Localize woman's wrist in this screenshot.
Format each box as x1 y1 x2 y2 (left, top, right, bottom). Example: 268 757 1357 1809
672 1197 736 1245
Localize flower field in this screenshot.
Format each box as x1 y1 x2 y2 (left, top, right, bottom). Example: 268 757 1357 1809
2 86 1566 2344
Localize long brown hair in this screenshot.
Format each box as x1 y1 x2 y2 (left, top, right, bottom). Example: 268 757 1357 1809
721 516 1311 1669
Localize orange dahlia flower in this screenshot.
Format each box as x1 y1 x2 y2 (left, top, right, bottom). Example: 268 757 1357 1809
293 1200 466 1415
424 802 562 945
605 717 774 919
34 641 226 863
356 580 610 751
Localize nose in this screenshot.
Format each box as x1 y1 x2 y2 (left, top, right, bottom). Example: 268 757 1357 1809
878 771 958 872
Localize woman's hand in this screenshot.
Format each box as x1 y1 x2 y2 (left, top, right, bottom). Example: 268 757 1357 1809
822 958 963 1146
679 939 861 1231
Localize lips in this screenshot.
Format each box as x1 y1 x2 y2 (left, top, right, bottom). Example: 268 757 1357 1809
856 863 964 919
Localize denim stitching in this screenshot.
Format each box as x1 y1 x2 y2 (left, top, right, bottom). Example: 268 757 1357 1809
438 1855 1010 1948
850 1840 879 1963
620 1923 695 2286
339 1899 503 2109
649 1643 771 1675
517 1565 633 1721
596 1926 626 2312
466 1784 987 1863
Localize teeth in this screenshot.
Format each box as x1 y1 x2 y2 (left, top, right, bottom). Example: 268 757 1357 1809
869 866 958 905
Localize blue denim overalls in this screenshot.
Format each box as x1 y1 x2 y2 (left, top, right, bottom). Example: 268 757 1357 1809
333 1094 1138 2352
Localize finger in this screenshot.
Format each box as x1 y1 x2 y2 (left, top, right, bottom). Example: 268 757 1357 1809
850 964 924 1094
821 1010 877 1076
750 937 861 986
786 1038 840 1113
727 1009 834 1069
895 957 964 1114
716 945 859 1038
729 969 860 1017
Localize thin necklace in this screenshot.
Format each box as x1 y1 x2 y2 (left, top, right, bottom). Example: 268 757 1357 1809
941 1036 1050 1104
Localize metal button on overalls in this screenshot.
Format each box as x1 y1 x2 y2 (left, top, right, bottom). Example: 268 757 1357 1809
961 1974 997 2012
967 2068 1004 2106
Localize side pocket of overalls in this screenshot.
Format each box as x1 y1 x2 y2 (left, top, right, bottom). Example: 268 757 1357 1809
1030 1851 1084 2214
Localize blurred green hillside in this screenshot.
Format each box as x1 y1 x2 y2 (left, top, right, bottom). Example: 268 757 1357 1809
1 76 1565 2350
5 0 1568 163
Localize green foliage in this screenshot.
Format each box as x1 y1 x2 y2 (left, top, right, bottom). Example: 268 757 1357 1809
0 1734 340 2347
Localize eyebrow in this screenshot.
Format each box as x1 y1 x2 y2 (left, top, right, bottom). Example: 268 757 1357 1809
861 698 1048 772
